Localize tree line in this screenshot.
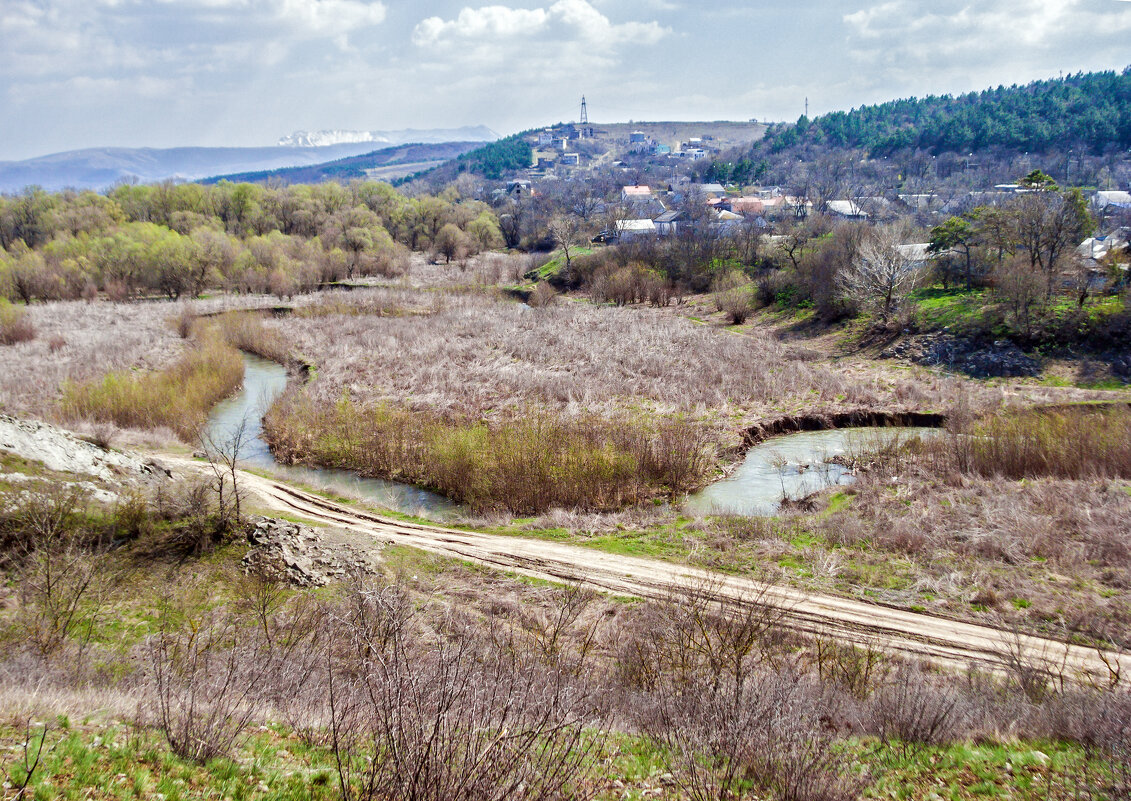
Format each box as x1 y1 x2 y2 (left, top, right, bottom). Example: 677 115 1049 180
0 181 504 302
768 68 1131 156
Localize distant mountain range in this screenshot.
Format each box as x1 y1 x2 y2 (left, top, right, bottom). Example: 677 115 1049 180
277 126 499 148
204 141 485 185
0 143 390 193
0 126 500 192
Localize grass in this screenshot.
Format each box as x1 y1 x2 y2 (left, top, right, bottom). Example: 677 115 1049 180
938 405 1131 480
265 393 712 514
912 286 994 332
0 720 1109 801
60 329 243 440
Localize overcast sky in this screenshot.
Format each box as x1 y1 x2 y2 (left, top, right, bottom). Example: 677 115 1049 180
1 0 1130 160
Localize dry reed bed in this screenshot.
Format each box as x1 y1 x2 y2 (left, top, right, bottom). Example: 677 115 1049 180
264 290 877 419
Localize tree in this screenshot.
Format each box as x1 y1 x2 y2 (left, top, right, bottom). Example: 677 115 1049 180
433 223 469 264
547 216 583 272
838 225 921 321
928 215 979 289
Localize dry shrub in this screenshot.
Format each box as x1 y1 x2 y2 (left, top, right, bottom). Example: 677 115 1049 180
146 606 270 763
60 330 243 440
326 580 602 801
265 393 713 514
588 263 671 307
47 335 66 353
3 485 114 660
0 298 36 345
865 666 965 754
810 636 889 700
213 311 290 364
711 269 754 324
528 281 558 308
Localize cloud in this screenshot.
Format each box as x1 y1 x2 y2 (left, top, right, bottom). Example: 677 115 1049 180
412 0 667 48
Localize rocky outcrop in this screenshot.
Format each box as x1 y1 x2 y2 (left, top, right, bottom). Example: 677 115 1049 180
0 414 173 482
242 516 383 587
882 334 1041 378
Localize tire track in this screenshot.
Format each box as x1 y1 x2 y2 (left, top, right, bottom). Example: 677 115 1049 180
227 465 1128 684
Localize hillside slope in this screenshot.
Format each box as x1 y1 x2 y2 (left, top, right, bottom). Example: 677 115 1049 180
767 68 1131 156
202 141 483 185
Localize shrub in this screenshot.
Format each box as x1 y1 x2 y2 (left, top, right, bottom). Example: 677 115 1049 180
0 298 36 345
928 405 1131 481
264 394 713 514
60 330 243 439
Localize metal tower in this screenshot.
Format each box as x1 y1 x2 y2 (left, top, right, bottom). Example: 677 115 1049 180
580 96 589 125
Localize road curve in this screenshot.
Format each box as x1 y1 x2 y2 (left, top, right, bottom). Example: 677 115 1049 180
231 465 1128 686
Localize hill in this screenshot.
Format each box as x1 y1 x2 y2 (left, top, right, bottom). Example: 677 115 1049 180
765 67 1131 156
202 141 484 185
0 142 384 193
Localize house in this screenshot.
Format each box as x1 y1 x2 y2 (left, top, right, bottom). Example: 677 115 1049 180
621 185 652 201
653 144 671 156
898 243 933 270
653 210 686 236
629 131 647 144
1077 229 1129 263
826 200 868 219
696 183 727 199
505 179 533 197
720 196 765 215
537 130 554 147
559 152 580 166
1092 190 1131 213
615 218 657 241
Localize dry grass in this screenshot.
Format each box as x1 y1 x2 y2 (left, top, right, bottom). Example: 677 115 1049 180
261 289 869 420
59 331 243 440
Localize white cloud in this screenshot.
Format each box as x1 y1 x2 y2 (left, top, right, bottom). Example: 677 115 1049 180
412 0 666 48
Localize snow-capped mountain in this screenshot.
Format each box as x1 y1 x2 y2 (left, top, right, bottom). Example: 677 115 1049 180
278 126 498 148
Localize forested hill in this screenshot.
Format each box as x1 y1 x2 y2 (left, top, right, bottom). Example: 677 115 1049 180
766 68 1131 156
398 133 534 186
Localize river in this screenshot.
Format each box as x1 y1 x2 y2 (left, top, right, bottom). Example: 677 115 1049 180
684 427 940 517
205 353 462 521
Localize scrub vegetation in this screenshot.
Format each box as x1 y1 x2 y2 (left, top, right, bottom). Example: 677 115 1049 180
0 474 1129 801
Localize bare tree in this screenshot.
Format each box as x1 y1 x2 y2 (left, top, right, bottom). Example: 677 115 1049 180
547 215 584 273
199 414 251 530
838 224 921 321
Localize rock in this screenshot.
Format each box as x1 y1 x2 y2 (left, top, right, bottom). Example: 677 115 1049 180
881 334 1041 378
242 516 382 587
0 414 172 483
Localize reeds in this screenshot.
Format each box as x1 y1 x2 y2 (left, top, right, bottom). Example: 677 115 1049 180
264 393 713 514
60 331 243 440
932 405 1131 480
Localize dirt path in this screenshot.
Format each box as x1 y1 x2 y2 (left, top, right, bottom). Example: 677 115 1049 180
214 464 1129 686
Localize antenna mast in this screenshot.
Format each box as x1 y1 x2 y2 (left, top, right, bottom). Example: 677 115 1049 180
580 96 589 125
804 97 809 118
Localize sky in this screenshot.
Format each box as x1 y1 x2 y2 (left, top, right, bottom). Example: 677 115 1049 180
1 0 1130 161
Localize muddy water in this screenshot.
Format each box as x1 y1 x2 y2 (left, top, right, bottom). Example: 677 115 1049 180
684 427 940 517
206 353 462 521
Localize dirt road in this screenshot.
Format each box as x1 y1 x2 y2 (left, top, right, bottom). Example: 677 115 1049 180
219 466 1131 686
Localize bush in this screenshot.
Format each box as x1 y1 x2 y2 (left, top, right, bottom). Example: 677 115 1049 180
0 298 36 345
929 405 1131 481
61 330 243 439
264 394 712 514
